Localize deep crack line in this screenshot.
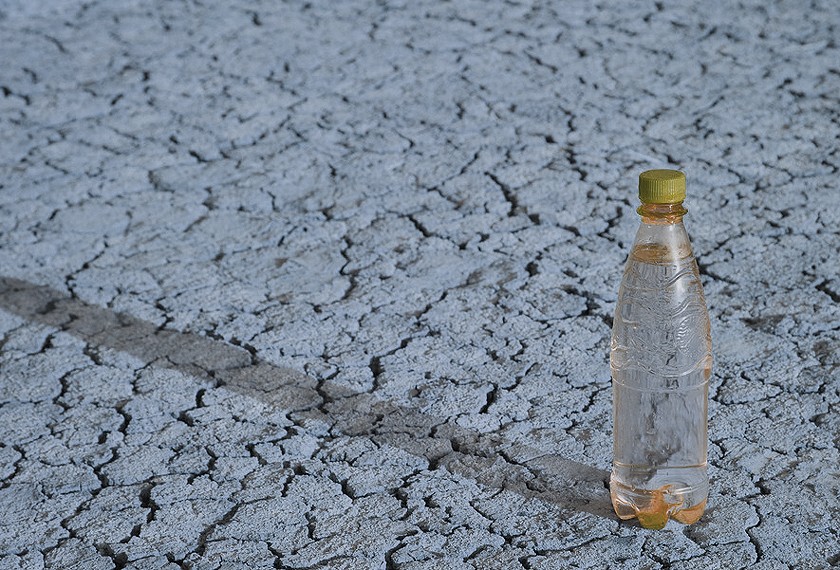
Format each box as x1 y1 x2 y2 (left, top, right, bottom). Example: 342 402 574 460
485 171 520 218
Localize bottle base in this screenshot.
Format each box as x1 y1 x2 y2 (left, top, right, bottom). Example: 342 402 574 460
610 479 706 529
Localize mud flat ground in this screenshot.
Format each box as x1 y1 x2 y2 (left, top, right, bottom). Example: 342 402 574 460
1 0 839 568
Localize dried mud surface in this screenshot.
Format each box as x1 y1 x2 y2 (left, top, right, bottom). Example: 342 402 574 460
1 1 838 568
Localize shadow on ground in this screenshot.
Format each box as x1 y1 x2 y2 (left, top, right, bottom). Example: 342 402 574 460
0 276 613 520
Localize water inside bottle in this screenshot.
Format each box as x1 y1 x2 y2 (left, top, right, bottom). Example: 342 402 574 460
610 226 711 529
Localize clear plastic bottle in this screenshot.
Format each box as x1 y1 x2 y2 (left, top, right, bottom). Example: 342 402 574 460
610 169 711 529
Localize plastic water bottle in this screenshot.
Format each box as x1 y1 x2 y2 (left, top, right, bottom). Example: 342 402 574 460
609 169 711 529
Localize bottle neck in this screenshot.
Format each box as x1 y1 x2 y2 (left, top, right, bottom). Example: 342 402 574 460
637 202 687 225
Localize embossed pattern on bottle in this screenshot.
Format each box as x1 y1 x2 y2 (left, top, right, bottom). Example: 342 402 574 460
610 220 712 529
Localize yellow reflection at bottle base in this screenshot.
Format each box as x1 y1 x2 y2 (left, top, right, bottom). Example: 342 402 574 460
610 484 706 530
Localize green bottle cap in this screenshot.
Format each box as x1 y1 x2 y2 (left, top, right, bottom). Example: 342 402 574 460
639 169 686 204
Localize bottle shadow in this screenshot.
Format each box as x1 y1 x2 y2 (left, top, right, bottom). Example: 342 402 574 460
0 276 613 520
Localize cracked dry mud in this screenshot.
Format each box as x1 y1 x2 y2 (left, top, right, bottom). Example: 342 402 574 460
1 0 839 568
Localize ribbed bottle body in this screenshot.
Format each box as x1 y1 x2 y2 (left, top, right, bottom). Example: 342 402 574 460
610 220 711 529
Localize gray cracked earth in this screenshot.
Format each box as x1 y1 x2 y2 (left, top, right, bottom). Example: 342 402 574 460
1 0 839 568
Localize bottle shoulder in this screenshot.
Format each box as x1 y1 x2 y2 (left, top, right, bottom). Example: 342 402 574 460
614 219 710 371
628 220 695 265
